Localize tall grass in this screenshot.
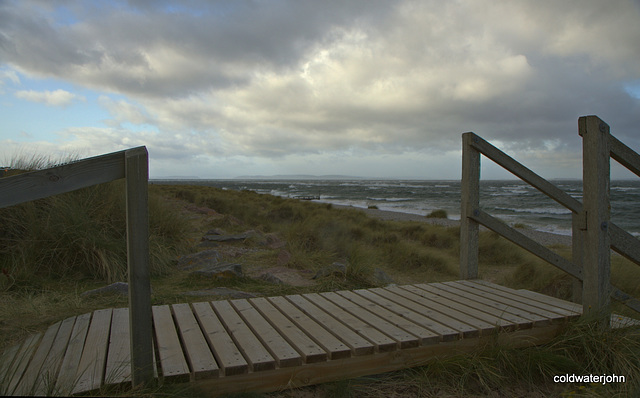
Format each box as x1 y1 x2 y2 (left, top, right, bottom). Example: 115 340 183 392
0 166 191 289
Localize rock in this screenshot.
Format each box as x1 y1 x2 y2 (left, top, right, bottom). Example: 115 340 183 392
249 267 314 287
205 228 225 236
313 262 347 279
81 282 129 297
177 249 221 270
197 240 219 248
185 204 219 216
263 233 286 249
182 287 257 299
191 262 242 279
276 250 292 266
201 230 257 243
260 272 284 284
374 268 395 285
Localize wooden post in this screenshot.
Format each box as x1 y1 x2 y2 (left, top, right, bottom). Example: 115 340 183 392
460 133 480 279
579 116 611 327
571 211 585 304
125 147 155 386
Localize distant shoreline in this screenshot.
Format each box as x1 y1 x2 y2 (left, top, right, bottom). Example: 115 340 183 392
333 204 573 247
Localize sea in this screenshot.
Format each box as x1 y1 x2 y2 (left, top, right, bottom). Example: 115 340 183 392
151 179 640 237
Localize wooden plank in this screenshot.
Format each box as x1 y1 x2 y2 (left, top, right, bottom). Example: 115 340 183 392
610 286 640 315
389 285 496 335
172 303 219 380
302 293 398 353
285 294 374 356
438 282 554 326
152 305 190 382
610 222 640 267
193 324 566 396
471 209 582 280
0 148 130 209
401 284 509 331
56 313 90 394
0 343 21 396
73 308 113 394
250 297 327 364
418 283 533 329
286 295 374 356
105 308 132 386
456 280 577 318
126 147 155 387
579 115 611 325
352 289 451 343
461 132 480 279
230 299 302 368
192 302 248 376
321 291 419 349
14 321 61 396
268 296 351 360
211 300 276 372
4 332 41 396
611 314 640 329
610 133 640 178
376 286 482 338
471 280 581 314
34 315 76 397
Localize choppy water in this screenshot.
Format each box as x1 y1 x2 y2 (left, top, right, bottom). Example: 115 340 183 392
152 179 640 236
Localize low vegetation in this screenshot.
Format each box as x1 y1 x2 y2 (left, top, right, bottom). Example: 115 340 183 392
1 175 639 397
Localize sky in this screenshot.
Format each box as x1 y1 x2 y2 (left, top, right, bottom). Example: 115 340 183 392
1 0 639 180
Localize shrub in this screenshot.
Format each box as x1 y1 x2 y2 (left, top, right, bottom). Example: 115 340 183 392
426 209 448 219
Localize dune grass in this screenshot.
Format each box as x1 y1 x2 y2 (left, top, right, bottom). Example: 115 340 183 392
1 177 640 396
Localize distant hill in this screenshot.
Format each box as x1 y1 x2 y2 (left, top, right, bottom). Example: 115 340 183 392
234 174 365 180
153 176 201 180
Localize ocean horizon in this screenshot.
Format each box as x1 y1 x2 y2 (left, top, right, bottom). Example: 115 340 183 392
151 178 640 237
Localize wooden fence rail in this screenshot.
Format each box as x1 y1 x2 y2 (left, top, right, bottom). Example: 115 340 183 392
460 115 640 327
0 147 154 387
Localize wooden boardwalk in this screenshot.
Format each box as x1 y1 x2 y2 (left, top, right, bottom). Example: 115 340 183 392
2 279 634 396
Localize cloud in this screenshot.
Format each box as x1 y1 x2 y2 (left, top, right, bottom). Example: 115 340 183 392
1 0 639 177
15 89 85 107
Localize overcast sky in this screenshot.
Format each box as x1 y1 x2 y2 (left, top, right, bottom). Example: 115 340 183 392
1 0 639 179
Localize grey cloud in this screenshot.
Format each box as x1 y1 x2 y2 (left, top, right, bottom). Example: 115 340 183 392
1 0 639 174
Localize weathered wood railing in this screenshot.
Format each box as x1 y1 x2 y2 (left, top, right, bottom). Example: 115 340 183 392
461 115 640 327
0 147 154 387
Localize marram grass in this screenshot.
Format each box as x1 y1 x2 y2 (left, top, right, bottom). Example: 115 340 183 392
2 178 640 397
0 179 191 289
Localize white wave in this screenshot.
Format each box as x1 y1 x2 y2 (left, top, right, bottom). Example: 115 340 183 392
495 207 572 215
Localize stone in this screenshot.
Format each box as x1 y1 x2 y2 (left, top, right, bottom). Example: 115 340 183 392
313 262 347 279
201 230 257 243
191 262 242 279
374 268 395 285
260 272 284 284
182 287 257 299
276 249 292 266
263 233 286 249
249 267 314 287
81 282 129 297
177 249 221 270
185 204 219 216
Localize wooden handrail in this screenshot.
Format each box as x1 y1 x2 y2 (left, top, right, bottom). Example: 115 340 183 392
460 116 640 328
466 133 583 213
0 146 154 387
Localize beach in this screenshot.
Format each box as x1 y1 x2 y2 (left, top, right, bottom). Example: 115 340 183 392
335 204 573 248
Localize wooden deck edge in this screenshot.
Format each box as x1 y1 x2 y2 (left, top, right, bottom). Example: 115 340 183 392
191 323 563 397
